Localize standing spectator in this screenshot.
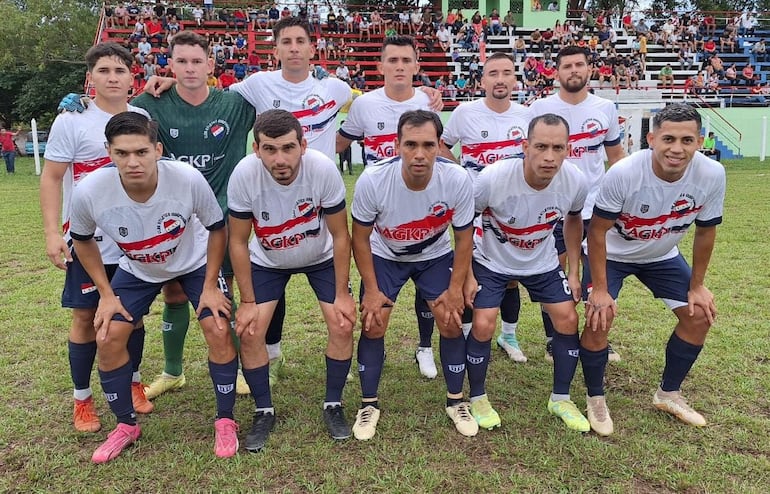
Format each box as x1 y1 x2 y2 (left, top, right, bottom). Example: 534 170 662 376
203 0 214 21
503 10 516 36
0 126 19 173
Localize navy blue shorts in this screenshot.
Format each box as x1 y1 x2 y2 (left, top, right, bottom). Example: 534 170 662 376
362 252 454 303
582 253 691 309
62 251 118 309
553 218 590 255
472 260 573 308
111 265 229 322
251 258 336 304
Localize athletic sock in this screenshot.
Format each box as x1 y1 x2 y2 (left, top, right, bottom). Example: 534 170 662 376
439 335 466 396
580 344 608 397
551 331 580 395
243 364 272 409
69 340 97 393
357 336 385 400
127 325 145 374
161 302 190 377
660 332 702 392
500 286 521 332
541 306 556 339
99 361 136 425
209 358 238 420
265 294 286 346
414 292 434 348
466 333 491 399
325 355 351 403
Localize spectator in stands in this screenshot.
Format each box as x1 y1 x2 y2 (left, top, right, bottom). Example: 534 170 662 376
626 61 640 88
371 10 383 35
352 72 366 90
234 33 247 56
338 38 349 59
541 60 556 87
513 36 527 61
445 74 458 100
434 75 446 94
751 39 767 62
359 17 372 42
165 15 180 33
104 3 116 29
503 10 516 36
155 46 168 75
336 62 350 83
247 50 261 72
326 9 339 33
532 0 542 12
422 25 437 52
399 11 411 34
658 63 674 88
740 64 757 86
438 25 452 52
702 14 716 37
114 3 128 28
280 6 290 22
166 26 179 46
703 38 717 57
707 73 720 93
621 12 634 35
254 6 268 30
144 15 163 45
488 8 501 36
701 132 721 161
129 17 147 42
582 11 596 33
233 57 247 81
530 28 544 52
190 4 203 26
218 67 236 88
222 32 235 58
468 56 481 84
316 36 328 60
143 54 158 81
455 72 468 98
217 8 231 26
268 3 280 28
693 71 706 94
126 2 140 23
598 62 615 87
308 5 321 34
725 63 738 84
326 38 338 59
410 10 423 34
678 47 693 71
548 1 558 12
418 68 431 87
635 18 649 36
615 63 630 88
233 8 247 31
638 32 648 62
136 36 152 63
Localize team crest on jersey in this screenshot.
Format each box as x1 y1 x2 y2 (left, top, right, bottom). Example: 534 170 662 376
170 128 179 138
377 121 385 130
303 93 325 110
671 194 695 215
508 216 516 224
119 227 128 237
430 201 450 217
640 204 649 213
295 198 315 218
581 118 603 136
157 212 186 234
508 126 526 143
481 130 488 138
273 99 281 108
262 211 270 221
538 206 562 226
204 119 231 141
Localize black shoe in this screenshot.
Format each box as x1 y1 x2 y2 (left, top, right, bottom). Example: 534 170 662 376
323 405 351 440
245 411 275 452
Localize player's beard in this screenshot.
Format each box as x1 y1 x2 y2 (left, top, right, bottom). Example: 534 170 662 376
560 74 588 93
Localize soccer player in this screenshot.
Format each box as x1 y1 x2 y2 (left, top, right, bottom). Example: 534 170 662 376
40 42 153 434
228 109 357 449
468 114 591 433
131 31 256 400
529 45 626 362
350 110 475 440
335 35 439 380
440 52 532 364
584 103 725 430
69 112 235 462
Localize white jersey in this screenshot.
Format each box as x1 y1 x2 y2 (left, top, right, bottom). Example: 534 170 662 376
352 157 474 262
474 158 587 276
69 160 224 283
529 93 621 219
594 150 725 264
442 98 531 177
230 70 351 159
339 88 432 167
44 102 150 264
227 149 346 269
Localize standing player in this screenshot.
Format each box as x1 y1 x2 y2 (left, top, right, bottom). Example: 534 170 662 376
585 104 725 430
40 43 153 434
529 45 626 362
350 111 476 440
468 114 594 433
228 109 357 449
440 52 532 364
131 31 255 399
69 112 235 463
335 35 439 380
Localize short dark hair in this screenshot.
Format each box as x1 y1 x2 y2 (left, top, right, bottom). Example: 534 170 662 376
652 103 702 131
170 31 209 56
105 112 159 145
555 45 589 68
483 52 515 72
528 113 570 139
397 110 442 140
381 35 418 58
253 109 303 144
273 16 311 41
85 42 133 72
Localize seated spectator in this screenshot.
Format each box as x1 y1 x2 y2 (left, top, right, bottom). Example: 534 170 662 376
701 132 721 161
370 10 383 35
417 68 431 86
658 63 674 88
489 8 501 35
165 15 180 33
513 37 527 61
548 1 558 12
678 48 693 71
326 9 339 33
352 72 366 90
437 25 451 52
434 75 446 93
615 63 629 88
218 68 236 88
335 63 350 82
724 63 738 84
232 8 247 31
627 63 640 88
359 17 371 41
541 60 556 87
503 10 516 36
232 58 247 80
316 36 328 59
635 18 649 36
702 14 716 37
268 3 280 28
114 3 129 28
751 39 767 62
128 18 147 42
740 64 756 86
455 72 468 97
622 12 634 34
142 54 158 81
136 36 152 63
445 74 457 100
703 38 717 57
247 50 261 72
308 5 321 34
530 28 544 52
598 62 616 87
234 33 247 56
707 73 719 93
693 71 706 93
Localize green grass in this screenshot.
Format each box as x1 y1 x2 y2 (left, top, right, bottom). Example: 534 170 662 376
1 156 769 492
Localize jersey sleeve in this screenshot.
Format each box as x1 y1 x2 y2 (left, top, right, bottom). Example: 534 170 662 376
593 165 625 220
227 160 255 219
452 167 475 230
190 169 225 230
603 103 622 146
68 181 97 240
351 171 377 227
318 157 347 214
441 109 461 147
695 165 726 227
44 113 76 162
569 166 589 215
473 165 492 215
339 98 365 141
229 76 265 112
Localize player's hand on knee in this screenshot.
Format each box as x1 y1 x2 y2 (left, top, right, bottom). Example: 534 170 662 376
360 290 393 332
585 290 616 333
45 234 72 270
235 302 259 336
334 293 357 329
462 275 479 308
94 295 133 340
433 288 464 329
688 285 716 325
197 286 232 332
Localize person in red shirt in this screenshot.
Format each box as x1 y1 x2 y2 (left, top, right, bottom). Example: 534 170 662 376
0 126 20 173
247 50 261 72
703 38 717 57
598 63 615 87
703 15 716 37
218 68 237 88
740 64 756 86
146 16 164 46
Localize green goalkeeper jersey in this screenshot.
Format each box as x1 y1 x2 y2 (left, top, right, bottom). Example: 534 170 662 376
133 87 255 212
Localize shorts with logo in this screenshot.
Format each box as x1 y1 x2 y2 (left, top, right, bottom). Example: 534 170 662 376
62 250 118 309
582 253 691 309
362 252 454 303
110 264 229 322
472 260 573 308
553 218 590 255
251 258 336 304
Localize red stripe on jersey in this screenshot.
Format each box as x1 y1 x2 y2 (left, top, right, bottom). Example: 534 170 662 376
569 128 609 144
62 220 70 234
254 208 319 237
72 157 112 184
618 206 702 229
117 226 186 252
462 139 524 157
485 209 558 235
377 210 454 241
291 100 337 119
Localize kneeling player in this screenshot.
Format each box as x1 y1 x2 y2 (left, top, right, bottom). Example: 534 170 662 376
70 112 235 463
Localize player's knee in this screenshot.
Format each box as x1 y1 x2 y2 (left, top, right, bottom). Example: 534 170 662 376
71 308 97 340
361 324 386 339
551 307 579 334
677 305 712 334
471 314 496 341
328 321 354 341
